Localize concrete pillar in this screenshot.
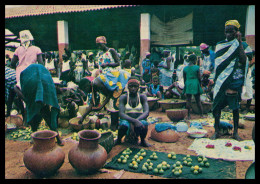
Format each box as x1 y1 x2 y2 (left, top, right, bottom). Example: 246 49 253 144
140 13 150 74
57 20 69 63
245 5 255 50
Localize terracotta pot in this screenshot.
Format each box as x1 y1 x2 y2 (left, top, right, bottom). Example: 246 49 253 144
23 130 65 177
5 115 23 128
166 109 188 122
68 130 107 174
150 127 180 143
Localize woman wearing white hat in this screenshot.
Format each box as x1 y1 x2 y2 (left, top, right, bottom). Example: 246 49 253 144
10 30 44 89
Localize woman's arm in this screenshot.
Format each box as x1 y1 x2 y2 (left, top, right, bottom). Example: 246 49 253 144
37 54 44 65
10 55 19 69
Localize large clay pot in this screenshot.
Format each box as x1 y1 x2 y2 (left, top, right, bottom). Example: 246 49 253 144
150 127 180 143
68 130 107 174
23 130 65 177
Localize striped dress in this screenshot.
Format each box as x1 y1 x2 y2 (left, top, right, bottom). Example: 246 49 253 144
213 39 253 110
5 66 17 101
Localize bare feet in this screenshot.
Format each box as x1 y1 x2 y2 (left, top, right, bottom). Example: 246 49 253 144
139 140 152 147
210 132 220 140
232 133 243 141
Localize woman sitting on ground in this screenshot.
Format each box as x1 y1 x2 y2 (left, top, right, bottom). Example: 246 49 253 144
116 77 151 147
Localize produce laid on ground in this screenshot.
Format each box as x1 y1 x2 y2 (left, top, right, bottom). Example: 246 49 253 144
105 148 236 179
70 128 118 141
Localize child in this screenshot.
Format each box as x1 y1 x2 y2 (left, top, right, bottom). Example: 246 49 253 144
147 76 164 99
183 54 204 119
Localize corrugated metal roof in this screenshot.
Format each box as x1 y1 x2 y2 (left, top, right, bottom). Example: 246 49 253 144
5 5 138 18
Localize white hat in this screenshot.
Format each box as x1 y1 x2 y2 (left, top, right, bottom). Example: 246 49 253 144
52 77 62 84
19 30 34 44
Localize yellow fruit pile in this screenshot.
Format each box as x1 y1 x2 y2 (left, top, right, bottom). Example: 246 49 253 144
118 148 133 164
167 151 177 160
153 161 170 175
171 161 183 176
197 155 210 167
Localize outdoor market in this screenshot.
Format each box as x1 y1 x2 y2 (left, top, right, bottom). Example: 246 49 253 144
5 5 255 179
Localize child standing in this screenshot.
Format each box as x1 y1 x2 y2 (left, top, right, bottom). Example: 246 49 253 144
183 54 204 119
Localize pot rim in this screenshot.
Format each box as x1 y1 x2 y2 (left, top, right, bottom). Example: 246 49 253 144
31 130 58 140
78 130 101 141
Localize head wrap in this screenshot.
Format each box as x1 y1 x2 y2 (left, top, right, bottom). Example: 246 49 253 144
96 36 107 44
127 78 140 85
200 43 209 51
145 52 151 56
225 20 240 29
19 30 34 44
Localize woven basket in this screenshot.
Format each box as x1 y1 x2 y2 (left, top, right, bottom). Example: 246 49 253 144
166 109 188 122
150 127 180 143
98 132 114 154
191 102 212 114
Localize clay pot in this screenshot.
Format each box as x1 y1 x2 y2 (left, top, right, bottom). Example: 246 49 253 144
151 127 180 143
166 109 188 122
68 130 107 174
5 115 23 128
23 130 65 177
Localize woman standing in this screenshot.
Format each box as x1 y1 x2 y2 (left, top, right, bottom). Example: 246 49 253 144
183 54 204 119
10 30 44 88
158 50 175 87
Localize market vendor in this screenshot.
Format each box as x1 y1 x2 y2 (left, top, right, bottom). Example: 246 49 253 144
147 76 164 99
5 65 25 121
165 63 186 99
17 63 64 146
56 82 86 119
116 77 151 147
211 20 250 141
60 53 74 86
10 30 44 89
201 70 214 101
44 52 58 77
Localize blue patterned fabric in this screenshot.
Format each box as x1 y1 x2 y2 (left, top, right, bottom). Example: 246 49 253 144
142 58 154 74
155 123 177 132
5 66 17 101
119 119 149 135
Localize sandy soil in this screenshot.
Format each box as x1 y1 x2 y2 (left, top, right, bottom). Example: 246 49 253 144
5 109 254 179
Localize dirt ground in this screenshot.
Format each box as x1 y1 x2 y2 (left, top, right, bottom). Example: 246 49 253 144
5 108 255 179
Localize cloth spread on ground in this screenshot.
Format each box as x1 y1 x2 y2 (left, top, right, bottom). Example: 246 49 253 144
188 138 255 161
104 148 236 179
155 123 177 132
20 64 60 126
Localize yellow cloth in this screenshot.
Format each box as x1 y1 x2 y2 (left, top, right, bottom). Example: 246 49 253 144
225 20 240 29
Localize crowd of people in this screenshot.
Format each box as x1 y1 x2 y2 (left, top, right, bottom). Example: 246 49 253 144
5 19 255 147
